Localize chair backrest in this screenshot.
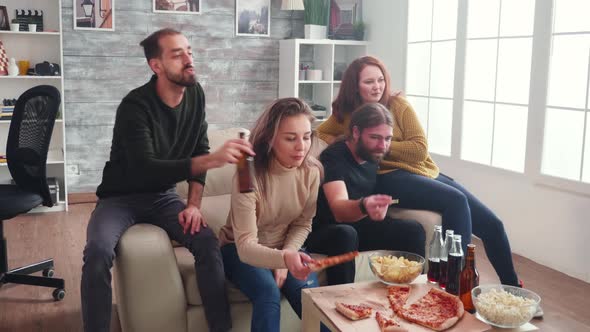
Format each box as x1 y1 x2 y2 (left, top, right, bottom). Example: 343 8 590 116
6 85 61 207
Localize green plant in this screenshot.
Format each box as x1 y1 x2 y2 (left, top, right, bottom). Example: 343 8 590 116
353 20 365 40
303 0 329 26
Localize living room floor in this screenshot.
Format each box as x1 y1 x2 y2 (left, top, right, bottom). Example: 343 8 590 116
1 203 589 331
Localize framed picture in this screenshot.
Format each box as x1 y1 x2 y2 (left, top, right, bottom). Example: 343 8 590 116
0 6 9 31
154 0 201 14
73 0 115 31
235 0 270 37
329 0 363 40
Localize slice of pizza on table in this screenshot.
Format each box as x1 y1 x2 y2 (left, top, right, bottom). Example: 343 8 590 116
375 311 408 332
334 302 372 320
398 287 464 331
386 285 411 314
308 251 359 272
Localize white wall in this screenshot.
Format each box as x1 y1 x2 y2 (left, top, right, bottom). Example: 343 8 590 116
364 0 590 283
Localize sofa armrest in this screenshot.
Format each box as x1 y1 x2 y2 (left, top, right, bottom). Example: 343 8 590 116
114 224 188 332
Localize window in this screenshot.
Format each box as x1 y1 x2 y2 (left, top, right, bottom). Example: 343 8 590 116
461 0 535 172
542 0 590 183
405 0 458 156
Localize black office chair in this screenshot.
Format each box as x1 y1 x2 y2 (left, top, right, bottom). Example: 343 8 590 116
0 85 65 301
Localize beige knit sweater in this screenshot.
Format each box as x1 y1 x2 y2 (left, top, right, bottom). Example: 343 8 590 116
218 158 320 269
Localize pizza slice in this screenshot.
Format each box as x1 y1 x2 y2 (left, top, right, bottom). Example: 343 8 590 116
308 251 359 272
375 311 408 332
387 285 411 314
399 287 464 331
334 302 372 320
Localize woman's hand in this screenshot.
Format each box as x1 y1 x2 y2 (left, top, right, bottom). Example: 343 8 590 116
364 194 394 221
273 269 288 288
283 249 314 280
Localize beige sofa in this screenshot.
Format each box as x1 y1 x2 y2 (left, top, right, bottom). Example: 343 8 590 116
113 128 441 332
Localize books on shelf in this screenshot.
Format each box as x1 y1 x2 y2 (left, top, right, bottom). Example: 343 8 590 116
1 106 14 120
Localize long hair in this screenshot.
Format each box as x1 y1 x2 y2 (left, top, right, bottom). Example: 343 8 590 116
249 97 323 203
332 56 392 122
348 103 394 139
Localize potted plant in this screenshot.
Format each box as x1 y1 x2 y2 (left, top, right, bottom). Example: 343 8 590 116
303 0 329 39
353 20 365 41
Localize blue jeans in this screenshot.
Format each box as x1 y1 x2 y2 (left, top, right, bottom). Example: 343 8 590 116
375 170 519 286
221 244 327 332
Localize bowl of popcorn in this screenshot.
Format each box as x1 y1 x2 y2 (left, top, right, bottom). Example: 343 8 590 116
368 250 424 285
472 284 541 328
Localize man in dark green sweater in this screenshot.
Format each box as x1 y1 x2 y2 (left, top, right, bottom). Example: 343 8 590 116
81 28 253 332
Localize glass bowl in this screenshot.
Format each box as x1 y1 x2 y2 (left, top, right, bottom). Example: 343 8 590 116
472 284 541 328
368 250 425 285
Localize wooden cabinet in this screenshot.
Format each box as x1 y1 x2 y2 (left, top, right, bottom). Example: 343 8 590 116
0 0 67 212
279 39 368 119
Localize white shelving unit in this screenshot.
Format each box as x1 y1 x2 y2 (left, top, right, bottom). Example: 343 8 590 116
0 0 67 212
279 39 368 119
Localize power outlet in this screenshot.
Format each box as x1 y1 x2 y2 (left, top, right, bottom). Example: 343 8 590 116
67 163 80 175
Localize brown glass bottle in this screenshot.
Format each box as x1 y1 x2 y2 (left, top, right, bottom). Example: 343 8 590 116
459 244 479 313
237 132 255 193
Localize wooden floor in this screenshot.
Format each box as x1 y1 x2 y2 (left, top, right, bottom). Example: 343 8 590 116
1 203 589 332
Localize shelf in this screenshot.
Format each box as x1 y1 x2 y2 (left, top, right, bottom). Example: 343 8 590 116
0 76 62 79
299 80 334 84
29 201 66 213
0 149 64 166
0 31 60 36
0 119 63 124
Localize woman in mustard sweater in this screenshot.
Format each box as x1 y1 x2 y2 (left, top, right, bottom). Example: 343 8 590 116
316 56 520 287
219 98 324 332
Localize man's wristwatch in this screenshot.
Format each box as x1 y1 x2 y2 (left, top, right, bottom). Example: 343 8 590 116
359 197 368 215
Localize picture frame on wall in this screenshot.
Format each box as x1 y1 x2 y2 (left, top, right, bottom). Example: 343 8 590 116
0 6 9 31
73 0 115 31
329 0 363 40
236 0 270 37
154 0 201 14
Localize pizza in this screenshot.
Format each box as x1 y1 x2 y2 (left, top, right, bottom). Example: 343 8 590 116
334 302 372 320
398 287 464 331
386 285 411 314
375 311 408 332
308 251 359 272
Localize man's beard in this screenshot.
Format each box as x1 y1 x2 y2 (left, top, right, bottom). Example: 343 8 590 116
164 65 197 87
356 137 386 163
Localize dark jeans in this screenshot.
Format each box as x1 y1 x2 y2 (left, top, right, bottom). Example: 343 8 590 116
221 244 327 332
375 170 519 286
81 190 231 332
305 218 426 285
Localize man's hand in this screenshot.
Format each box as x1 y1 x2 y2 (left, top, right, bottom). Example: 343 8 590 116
364 195 394 221
210 139 255 168
273 268 288 288
178 204 207 235
283 249 314 281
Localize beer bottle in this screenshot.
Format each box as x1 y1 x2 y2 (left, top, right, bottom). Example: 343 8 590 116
445 235 463 295
459 244 479 313
439 229 454 290
427 225 443 284
237 132 255 193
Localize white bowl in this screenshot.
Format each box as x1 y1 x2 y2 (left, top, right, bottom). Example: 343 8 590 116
472 284 541 328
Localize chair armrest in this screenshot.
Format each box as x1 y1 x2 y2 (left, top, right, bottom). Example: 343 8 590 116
114 224 188 332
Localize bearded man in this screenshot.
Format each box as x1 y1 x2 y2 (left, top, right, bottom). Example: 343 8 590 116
305 102 425 286
81 28 254 332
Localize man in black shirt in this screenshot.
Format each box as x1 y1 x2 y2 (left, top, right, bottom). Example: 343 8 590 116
306 103 425 285
81 29 253 332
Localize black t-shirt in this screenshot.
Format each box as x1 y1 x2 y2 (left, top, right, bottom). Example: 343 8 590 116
96 75 209 198
314 140 378 228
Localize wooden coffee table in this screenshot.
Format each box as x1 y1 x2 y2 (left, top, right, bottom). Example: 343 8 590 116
301 275 538 332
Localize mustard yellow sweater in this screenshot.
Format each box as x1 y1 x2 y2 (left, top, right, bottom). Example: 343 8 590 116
316 96 439 178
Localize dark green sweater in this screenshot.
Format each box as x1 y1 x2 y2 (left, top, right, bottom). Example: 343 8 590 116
96 75 209 198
